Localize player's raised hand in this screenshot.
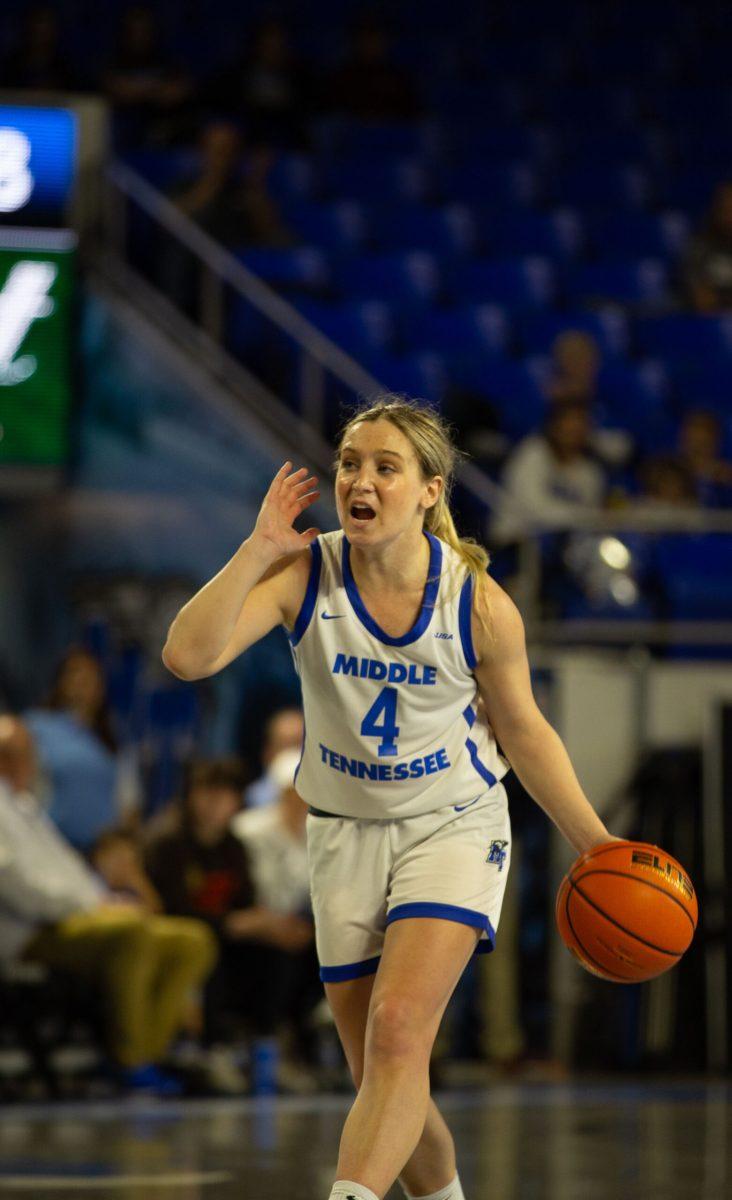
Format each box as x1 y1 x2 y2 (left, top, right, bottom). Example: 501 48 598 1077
252 462 320 558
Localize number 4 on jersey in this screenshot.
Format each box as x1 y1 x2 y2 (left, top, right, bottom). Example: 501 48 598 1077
361 686 400 757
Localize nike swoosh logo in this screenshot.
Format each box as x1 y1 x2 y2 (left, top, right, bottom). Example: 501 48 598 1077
321 612 345 620
454 797 480 812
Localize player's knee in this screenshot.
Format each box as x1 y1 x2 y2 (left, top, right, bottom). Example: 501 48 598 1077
367 997 430 1061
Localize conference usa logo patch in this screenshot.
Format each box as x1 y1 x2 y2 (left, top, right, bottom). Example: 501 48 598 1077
486 839 509 871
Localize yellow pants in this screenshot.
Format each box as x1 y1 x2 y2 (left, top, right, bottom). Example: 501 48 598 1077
25 908 217 1068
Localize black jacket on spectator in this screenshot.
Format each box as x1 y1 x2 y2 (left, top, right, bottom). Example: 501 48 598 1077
145 825 256 936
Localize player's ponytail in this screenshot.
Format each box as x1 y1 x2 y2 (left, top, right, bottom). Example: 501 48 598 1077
337 397 492 631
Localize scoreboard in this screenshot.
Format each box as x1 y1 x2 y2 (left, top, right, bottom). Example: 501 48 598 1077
0 100 83 486
0 227 76 468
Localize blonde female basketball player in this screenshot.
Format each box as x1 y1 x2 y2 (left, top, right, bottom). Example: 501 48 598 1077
163 398 616 1200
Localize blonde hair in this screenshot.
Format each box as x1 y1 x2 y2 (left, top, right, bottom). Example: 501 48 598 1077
337 396 491 627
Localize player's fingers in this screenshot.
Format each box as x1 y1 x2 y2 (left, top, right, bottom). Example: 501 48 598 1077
299 527 320 544
296 489 320 510
282 466 309 488
291 475 319 496
268 461 293 498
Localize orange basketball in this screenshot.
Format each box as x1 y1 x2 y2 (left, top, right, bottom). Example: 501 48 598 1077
555 839 698 983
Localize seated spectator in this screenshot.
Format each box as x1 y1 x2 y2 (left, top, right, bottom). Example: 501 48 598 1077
24 647 141 852
325 18 421 120
547 331 633 470
103 4 194 148
677 409 732 506
491 403 607 544
90 829 162 912
145 757 316 1092
0 716 216 1095
635 454 700 518
172 120 295 248
1 4 80 92
209 18 311 150
234 748 321 1068
683 180 732 313
245 706 304 809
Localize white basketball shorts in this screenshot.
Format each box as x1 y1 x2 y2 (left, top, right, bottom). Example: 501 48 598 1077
305 783 512 982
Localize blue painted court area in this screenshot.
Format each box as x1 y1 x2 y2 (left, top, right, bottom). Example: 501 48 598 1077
0 1079 729 1199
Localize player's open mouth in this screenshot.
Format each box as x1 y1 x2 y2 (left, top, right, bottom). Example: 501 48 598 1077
349 503 376 521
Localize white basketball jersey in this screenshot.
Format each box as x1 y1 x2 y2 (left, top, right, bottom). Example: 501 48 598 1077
288 530 509 819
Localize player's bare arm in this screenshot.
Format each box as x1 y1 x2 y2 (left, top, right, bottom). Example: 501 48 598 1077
162 463 319 680
472 576 611 856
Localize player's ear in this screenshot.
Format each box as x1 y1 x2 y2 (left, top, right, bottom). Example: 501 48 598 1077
421 475 442 512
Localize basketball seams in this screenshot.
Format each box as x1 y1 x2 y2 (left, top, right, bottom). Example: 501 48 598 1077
570 867 697 935
571 879 681 957
563 881 636 983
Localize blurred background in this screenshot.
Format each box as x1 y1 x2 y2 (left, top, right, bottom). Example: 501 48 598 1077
0 0 731 1107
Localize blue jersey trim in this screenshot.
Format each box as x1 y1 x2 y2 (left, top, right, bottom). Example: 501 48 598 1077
288 539 322 646
319 954 381 983
458 574 477 670
465 736 498 788
386 901 496 945
341 531 442 647
474 937 495 956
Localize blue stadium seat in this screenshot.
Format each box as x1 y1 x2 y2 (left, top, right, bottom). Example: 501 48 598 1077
672 361 732 414
445 123 555 165
428 80 529 123
322 157 429 202
123 147 199 191
365 352 448 404
402 304 510 358
266 154 317 202
436 162 537 206
562 126 670 167
483 210 584 260
282 201 366 252
327 121 431 158
654 534 732 620
333 252 440 305
598 360 674 448
518 308 630 358
587 212 689 261
550 164 651 210
446 257 555 308
295 299 396 358
463 357 549 440
539 85 639 125
659 166 728 214
637 314 732 363
565 259 668 306
370 205 476 255
234 246 329 291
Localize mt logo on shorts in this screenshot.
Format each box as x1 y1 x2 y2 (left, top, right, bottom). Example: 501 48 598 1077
486 839 509 871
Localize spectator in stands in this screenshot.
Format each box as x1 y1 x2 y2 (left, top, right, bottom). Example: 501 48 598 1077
209 18 311 150
677 409 732 506
547 331 633 470
90 829 162 912
635 454 700 517
24 648 141 852
145 757 315 1092
244 706 304 809
0 716 216 1095
683 181 732 313
172 120 295 248
325 18 421 120
1 4 80 92
233 748 321 1069
103 4 194 148
491 403 607 544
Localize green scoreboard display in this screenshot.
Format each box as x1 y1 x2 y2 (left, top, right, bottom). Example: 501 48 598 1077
0 227 77 470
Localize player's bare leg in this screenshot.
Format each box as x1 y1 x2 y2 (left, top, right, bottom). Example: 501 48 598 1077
326 975 458 1197
330 918 478 1199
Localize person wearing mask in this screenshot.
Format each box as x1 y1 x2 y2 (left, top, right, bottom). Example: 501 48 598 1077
24 648 141 852
244 706 305 809
0 716 216 1095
